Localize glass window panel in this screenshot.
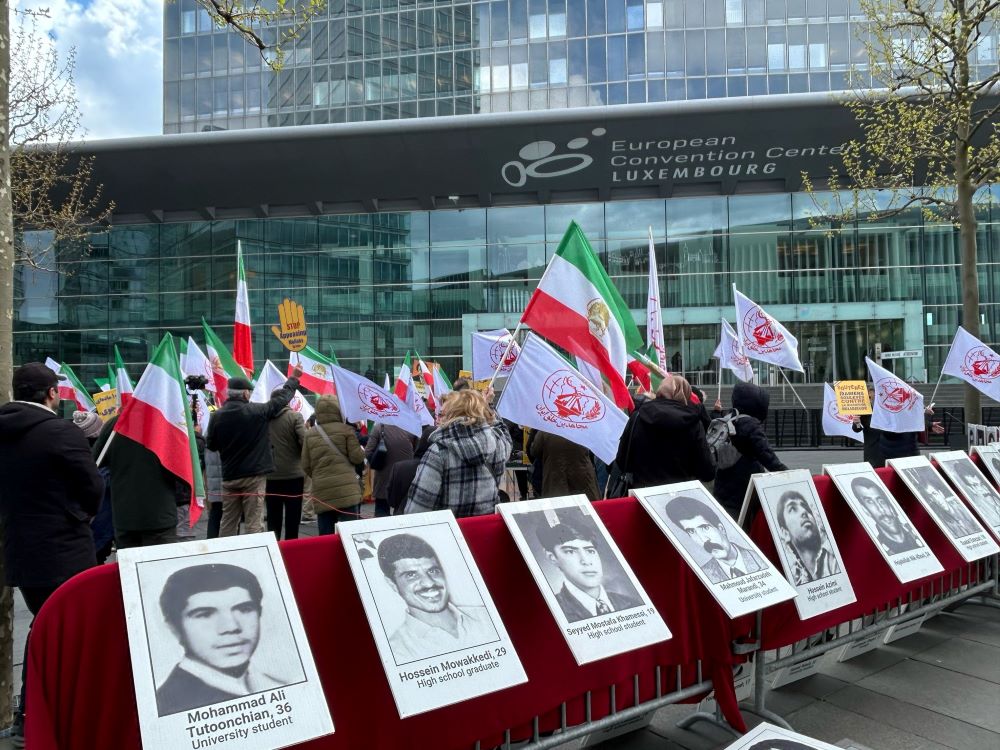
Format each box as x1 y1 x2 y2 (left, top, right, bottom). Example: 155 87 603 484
567 0 586 36
686 0 705 25
627 33 645 77
588 36 607 82
608 35 626 80
647 2 663 28
726 0 744 24
647 32 665 74
587 0 606 34
667 196 727 236
686 30 706 75
707 29 725 74
608 0 626 33
546 203 605 245
510 0 529 41
666 30 685 75
491 1 509 43
706 0 725 25
729 194 792 233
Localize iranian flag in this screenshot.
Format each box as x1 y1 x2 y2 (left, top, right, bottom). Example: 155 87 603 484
202 319 246 403
393 351 416 401
114 334 205 526
627 354 652 393
414 351 447 412
288 345 337 395
45 358 96 412
114 345 134 408
233 242 254 377
521 221 642 409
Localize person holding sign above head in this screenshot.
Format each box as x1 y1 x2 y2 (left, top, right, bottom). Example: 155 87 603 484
378 533 496 662
849 477 922 555
664 496 766 583
775 490 841 584
537 521 643 622
155 563 288 716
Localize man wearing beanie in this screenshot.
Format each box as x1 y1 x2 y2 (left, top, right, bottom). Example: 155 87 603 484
207 365 302 536
0 362 105 745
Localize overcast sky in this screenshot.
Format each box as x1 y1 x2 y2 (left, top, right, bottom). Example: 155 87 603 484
16 0 163 140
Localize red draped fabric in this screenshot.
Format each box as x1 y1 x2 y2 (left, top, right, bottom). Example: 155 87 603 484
26 497 745 750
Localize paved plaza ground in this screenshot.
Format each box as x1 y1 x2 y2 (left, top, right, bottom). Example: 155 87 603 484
6 447 997 749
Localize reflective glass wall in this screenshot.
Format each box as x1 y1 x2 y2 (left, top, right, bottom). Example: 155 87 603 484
14 191 1000 388
161 0 1000 132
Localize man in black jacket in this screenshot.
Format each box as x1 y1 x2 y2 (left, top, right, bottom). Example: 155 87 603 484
207 367 301 536
0 363 105 744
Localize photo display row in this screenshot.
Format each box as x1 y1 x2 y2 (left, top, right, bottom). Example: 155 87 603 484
116 451 1000 748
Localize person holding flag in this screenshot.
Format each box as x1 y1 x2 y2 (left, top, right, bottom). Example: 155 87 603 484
863 357 941 467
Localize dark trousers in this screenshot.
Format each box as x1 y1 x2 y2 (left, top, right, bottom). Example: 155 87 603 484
374 497 391 517
515 469 529 500
115 526 176 549
317 504 360 536
207 502 223 539
17 586 57 724
266 478 304 540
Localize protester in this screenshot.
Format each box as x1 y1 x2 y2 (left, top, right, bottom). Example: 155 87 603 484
94 413 179 549
529 430 600 501
207 367 302 536
301 395 366 535
266 390 307 540
615 375 715 490
386 425 436 514
366 423 417 517
403 389 513 517
74 411 114 564
0 363 104 746
713 381 788 517
204 446 224 539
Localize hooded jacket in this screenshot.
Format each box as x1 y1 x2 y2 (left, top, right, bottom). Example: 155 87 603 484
0 401 103 587
301 397 365 511
713 382 788 516
268 406 306 481
529 430 601 501
403 419 513 517
615 397 716 490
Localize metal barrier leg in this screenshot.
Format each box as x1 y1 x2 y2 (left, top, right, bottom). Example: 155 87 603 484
737 649 793 730
962 554 1000 609
675 700 740 736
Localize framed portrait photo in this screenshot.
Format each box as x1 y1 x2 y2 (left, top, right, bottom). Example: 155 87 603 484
117 534 334 750
888 455 999 561
631 482 796 619
824 463 943 583
942 449 1000 540
721 722 845 750
750 470 857 620
337 511 527 718
498 494 671 665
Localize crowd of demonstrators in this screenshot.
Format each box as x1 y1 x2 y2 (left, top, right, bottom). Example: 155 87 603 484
366 423 416 517
301 395 366 535
0 364 105 746
403 389 513 517
266 390 307 540
529 430 600 502
206 368 302 536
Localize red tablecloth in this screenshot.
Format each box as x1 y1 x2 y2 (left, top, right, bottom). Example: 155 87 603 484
748 468 981 650
26 497 746 750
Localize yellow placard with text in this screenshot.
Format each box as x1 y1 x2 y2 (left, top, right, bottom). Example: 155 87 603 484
93 389 119 422
834 380 872 415
271 298 308 351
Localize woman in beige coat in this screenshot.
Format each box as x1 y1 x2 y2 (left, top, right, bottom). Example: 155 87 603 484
301 396 365 535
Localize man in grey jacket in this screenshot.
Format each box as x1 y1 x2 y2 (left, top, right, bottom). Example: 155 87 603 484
266 396 306 539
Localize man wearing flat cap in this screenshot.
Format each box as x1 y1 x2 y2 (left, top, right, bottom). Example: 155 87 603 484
207 366 302 536
537 519 643 623
0 362 105 743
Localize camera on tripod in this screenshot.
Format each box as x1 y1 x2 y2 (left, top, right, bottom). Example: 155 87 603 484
184 374 209 391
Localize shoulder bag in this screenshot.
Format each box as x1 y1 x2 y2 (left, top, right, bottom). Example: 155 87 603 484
605 402 643 498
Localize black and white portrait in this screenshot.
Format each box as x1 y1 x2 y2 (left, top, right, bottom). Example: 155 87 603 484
904 464 982 538
512 507 643 623
938 455 1000 529
764 486 841 585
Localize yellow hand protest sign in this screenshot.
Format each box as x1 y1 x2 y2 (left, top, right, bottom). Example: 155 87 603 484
271 298 308 352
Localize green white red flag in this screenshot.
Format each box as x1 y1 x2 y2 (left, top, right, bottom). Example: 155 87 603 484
288 345 337 395
202 318 246 403
45 358 96 412
521 221 642 409
233 242 254 376
114 334 206 526
114 345 134 407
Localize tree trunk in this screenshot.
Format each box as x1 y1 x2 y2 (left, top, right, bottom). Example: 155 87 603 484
956 173 982 426
0 0 16 729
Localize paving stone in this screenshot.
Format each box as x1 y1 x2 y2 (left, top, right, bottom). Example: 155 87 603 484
912 637 1000 685
783 701 954 750
646 704 739 750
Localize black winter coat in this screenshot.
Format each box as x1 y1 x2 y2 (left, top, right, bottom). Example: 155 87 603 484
616 397 715 489
207 378 299 481
0 402 103 587
713 382 788 517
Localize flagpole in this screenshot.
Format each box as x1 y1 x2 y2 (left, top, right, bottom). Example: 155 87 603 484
488 322 523 389
96 432 115 467
929 367 946 405
717 358 723 402
778 368 810 413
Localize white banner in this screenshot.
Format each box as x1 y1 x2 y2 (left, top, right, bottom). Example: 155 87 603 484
331 364 423 438
865 357 924 433
495 333 626 465
182 337 216 393
942 326 1000 402
733 286 804 372
471 329 520 380
822 383 863 443
646 228 667 372
250 360 314 423
713 318 754 382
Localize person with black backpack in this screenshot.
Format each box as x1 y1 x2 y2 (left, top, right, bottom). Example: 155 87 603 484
711 382 788 518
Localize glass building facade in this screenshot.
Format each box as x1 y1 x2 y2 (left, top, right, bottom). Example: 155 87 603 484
163 0 1000 132
15 190 1000 389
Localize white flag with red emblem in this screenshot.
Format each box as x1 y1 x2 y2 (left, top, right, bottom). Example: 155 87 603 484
496 333 627 464
713 318 755 382
182 337 216 393
251 360 314 423
331 364 423 438
646 227 668 372
471 329 521 381
822 383 863 443
866 357 924 433
942 326 1000 402
733 286 803 372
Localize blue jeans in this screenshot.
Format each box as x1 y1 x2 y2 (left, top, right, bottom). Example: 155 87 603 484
317 504 360 535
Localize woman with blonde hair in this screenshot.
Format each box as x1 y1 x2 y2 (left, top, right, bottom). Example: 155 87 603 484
403 389 513 517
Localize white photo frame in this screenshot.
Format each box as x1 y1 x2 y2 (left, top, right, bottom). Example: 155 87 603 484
888 455 999 560
942 449 1000 539
824 463 943 583
337 511 527 718
631 482 796 619
721 721 845 750
117 534 334 750
497 494 671 665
